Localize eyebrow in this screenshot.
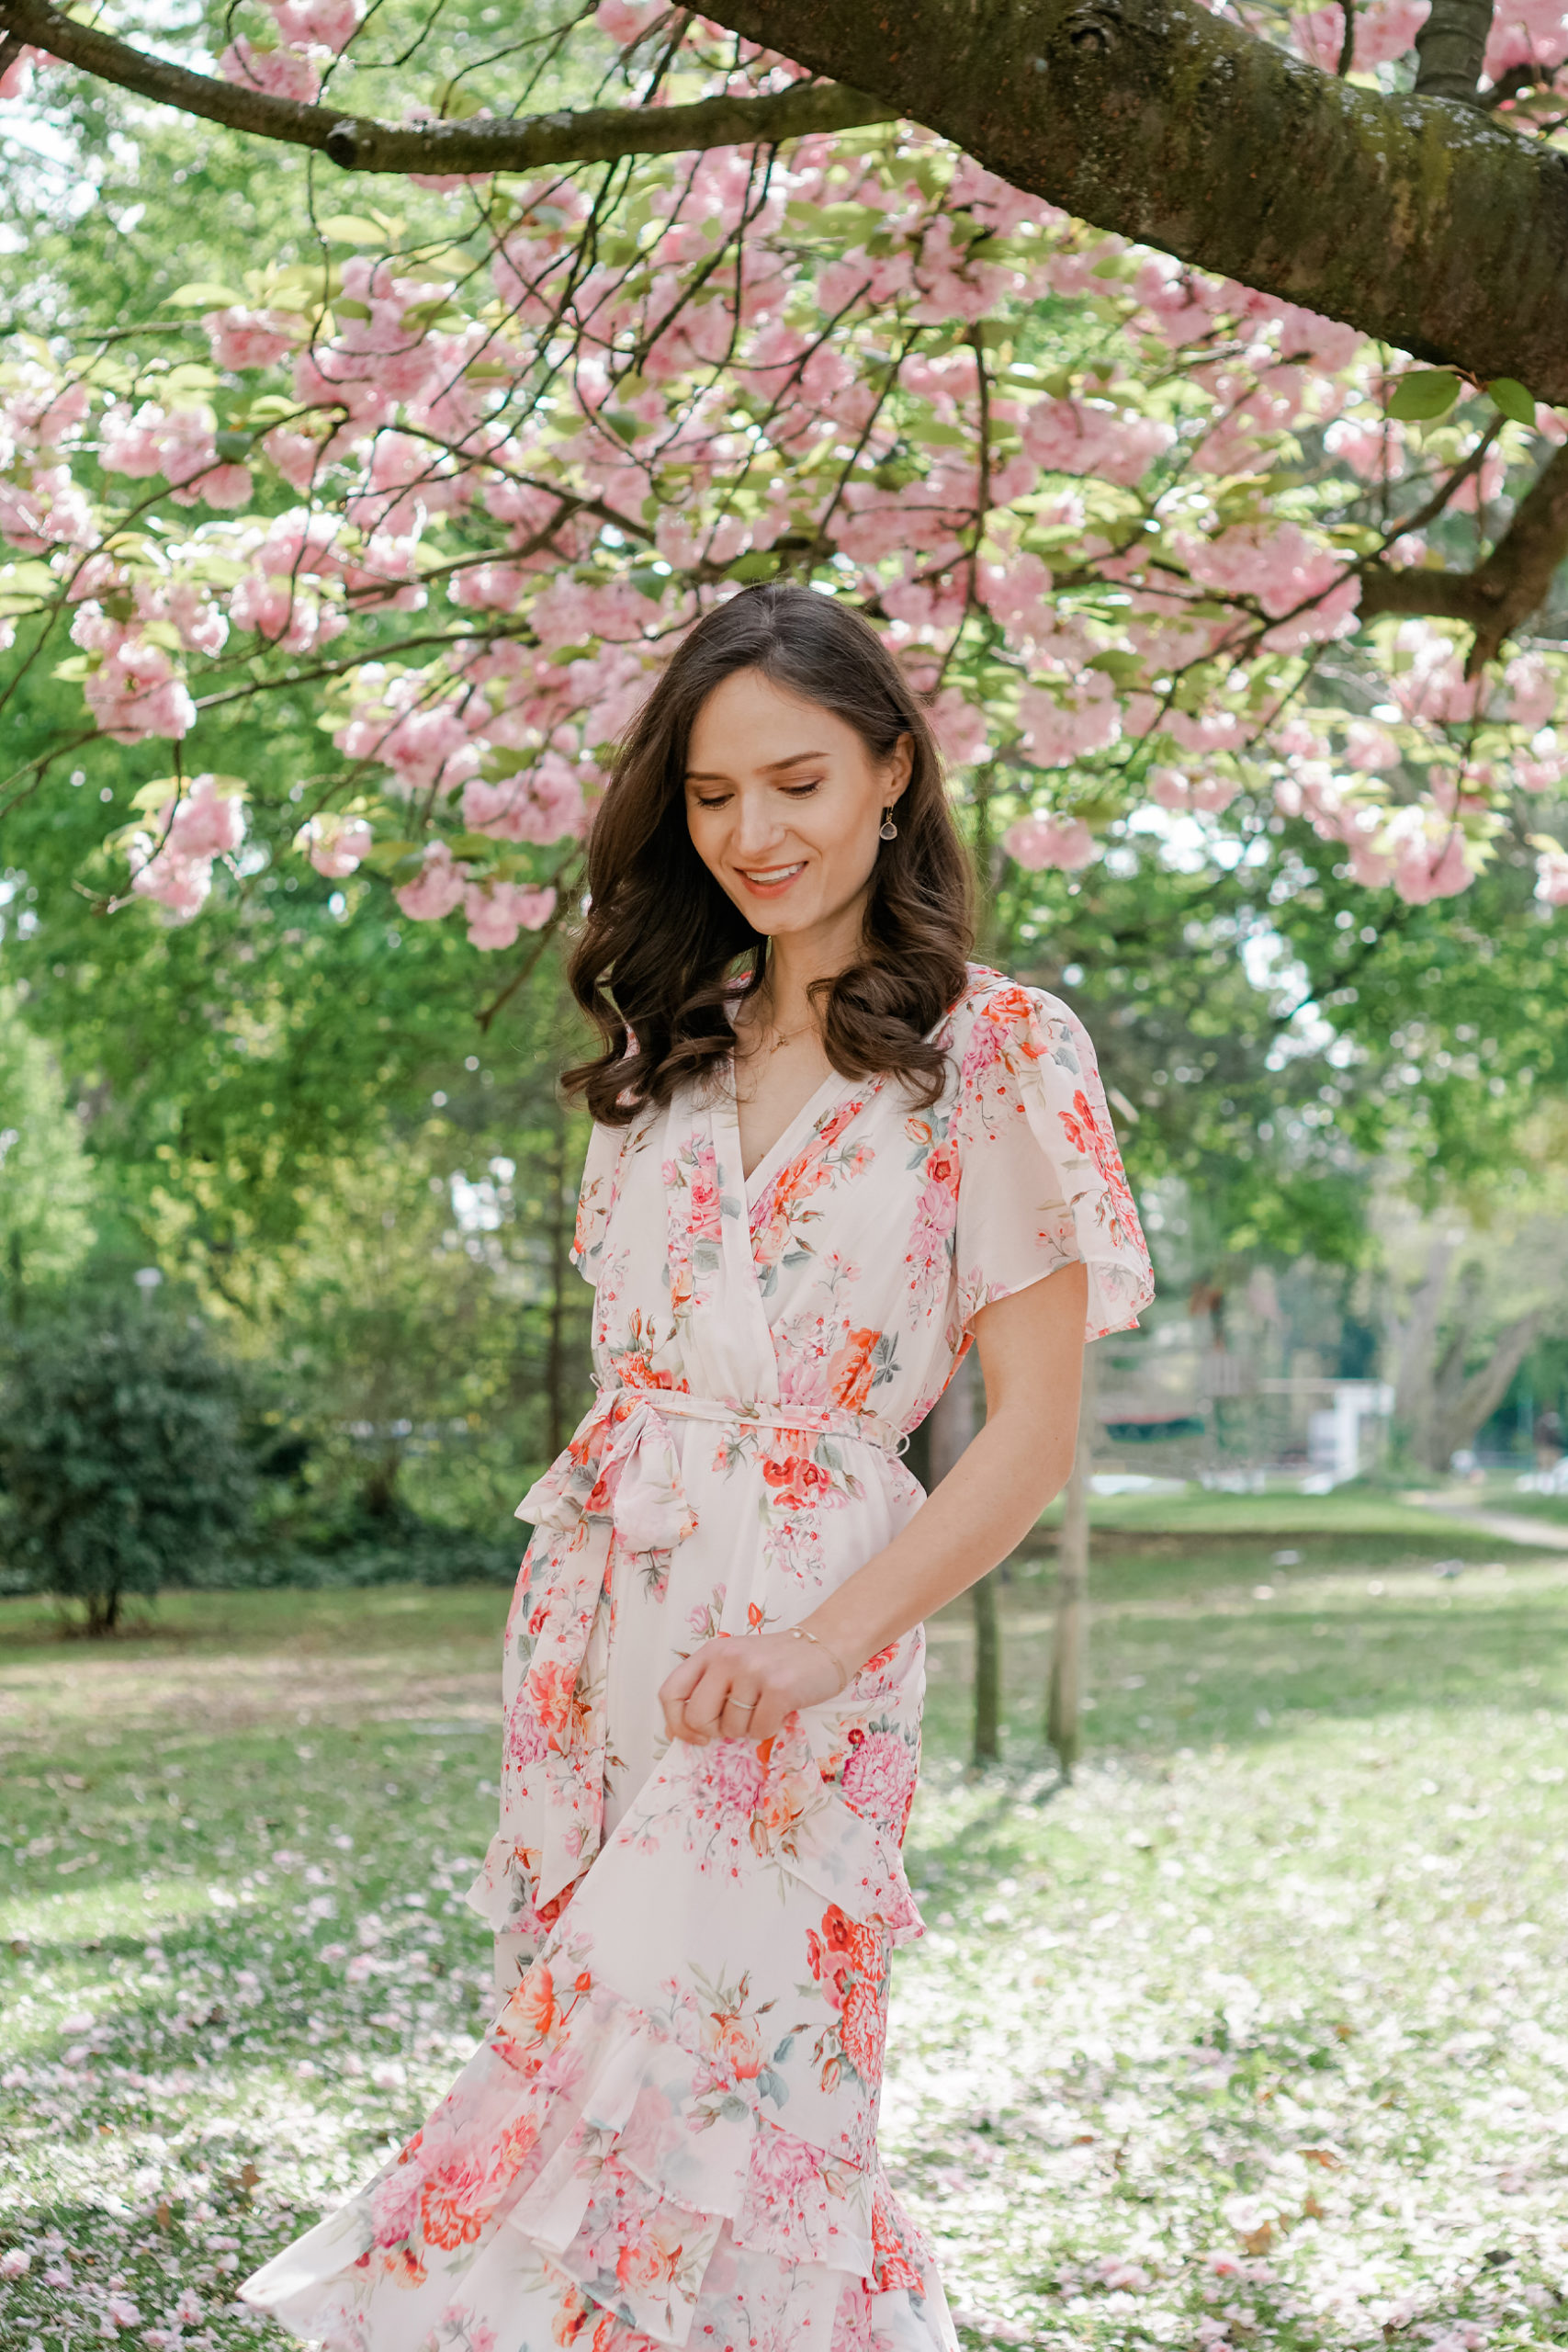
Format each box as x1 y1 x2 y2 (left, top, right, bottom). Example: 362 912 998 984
684 752 829 782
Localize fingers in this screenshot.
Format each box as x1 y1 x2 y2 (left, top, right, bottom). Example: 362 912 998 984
658 1642 764 1747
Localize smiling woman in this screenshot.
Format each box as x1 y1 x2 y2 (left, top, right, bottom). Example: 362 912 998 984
562 584 975 1130
239 588 1154 2352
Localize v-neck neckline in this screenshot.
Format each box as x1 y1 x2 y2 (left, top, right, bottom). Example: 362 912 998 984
729 1066 847 1203
718 989 846 1200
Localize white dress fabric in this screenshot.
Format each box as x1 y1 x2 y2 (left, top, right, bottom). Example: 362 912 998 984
240 965 1154 2352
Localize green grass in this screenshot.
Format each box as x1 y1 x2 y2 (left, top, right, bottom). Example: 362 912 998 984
1041 1487 1527 1540
3 1536 1568 2352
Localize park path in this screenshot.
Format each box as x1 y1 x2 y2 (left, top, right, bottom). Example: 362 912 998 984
1409 1495 1568 1551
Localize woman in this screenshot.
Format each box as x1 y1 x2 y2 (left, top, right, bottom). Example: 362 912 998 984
241 586 1154 2352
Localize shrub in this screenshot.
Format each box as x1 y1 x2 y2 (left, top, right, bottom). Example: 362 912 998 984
0 1306 254 1632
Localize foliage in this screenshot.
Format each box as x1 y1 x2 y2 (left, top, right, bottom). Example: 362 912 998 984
2 7 1568 980
0 1304 255 1629
0 985 96 1314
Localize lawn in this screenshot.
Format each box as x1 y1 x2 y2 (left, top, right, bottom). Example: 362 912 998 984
3 1521 1568 2352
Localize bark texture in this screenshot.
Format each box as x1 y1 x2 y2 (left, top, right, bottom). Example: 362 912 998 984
705 0 1568 400
0 0 891 169
1361 440 1568 670
1413 0 1495 100
1046 1345 1095 1777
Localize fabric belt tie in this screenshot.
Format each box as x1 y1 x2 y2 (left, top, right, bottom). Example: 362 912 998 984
517 1381 908 1558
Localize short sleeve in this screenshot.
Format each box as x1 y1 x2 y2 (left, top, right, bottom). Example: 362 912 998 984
951 981 1154 1342
570 1118 631 1283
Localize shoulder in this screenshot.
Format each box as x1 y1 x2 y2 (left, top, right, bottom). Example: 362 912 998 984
943 963 1098 1080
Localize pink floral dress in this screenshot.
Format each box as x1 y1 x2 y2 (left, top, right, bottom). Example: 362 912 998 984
240 965 1153 2352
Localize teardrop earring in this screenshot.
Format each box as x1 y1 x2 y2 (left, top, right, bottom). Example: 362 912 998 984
878 808 898 841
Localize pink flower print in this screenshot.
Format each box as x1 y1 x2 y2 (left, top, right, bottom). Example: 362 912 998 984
505 1696 547 1769
747 2125 826 2207
708 2011 764 2082
419 2143 495 2250
915 1180 957 1238
687 1144 722 1241
840 1729 915 1829
693 1737 766 1824
368 2158 423 2247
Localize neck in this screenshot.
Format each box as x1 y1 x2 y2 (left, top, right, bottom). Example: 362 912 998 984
761 899 866 1033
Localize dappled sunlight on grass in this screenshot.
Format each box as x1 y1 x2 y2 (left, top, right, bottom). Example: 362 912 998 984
2 1555 1566 2351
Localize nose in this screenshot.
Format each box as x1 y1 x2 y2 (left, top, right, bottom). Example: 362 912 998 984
731 787 788 860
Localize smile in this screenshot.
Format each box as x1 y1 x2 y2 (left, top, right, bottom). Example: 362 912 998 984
737 863 805 890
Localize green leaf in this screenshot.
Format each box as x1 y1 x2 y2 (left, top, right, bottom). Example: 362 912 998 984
317 216 386 245
163 282 243 309
1387 371 1461 422
359 839 425 875
1485 376 1537 427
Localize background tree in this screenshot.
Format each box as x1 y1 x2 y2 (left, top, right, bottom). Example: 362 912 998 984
0 1303 254 1629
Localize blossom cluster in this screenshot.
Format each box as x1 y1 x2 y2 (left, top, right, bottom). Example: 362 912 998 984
2 0 1566 944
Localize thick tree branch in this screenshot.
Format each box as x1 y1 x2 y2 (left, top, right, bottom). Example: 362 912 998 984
699 0 1568 401
1359 438 1568 667
1412 0 1493 102
12 0 1568 402
0 0 891 170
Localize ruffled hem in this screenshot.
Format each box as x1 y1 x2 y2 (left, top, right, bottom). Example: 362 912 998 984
467 1720 926 1957
239 1953 954 2352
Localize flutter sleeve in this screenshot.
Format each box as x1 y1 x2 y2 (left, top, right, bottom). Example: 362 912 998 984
951 980 1154 1342
569 1118 631 1283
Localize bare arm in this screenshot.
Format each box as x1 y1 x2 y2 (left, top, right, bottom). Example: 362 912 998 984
659 1261 1088 1746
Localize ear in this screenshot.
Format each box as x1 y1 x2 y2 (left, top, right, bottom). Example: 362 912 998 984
885 731 914 803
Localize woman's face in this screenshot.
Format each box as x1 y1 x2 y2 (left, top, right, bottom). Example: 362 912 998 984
683 667 910 950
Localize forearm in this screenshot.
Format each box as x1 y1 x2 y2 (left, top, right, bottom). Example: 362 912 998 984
801 1395 1077 1676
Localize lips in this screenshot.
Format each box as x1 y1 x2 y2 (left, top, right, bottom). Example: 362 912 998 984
736 861 805 894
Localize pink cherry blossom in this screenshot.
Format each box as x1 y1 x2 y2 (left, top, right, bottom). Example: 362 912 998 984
265 0 360 50
1017 680 1120 765
217 36 322 100
1344 719 1402 771
1533 840 1568 906
1003 814 1098 872
1505 652 1558 729
925 688 990 768
205 307 299 371
0 42 43 99
299 813 373 876
395 842 468 922
463 881 558 949
1485 0 1568 75
1020 396 1174 488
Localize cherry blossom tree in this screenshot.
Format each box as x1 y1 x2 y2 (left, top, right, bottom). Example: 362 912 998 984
2 0 1567 968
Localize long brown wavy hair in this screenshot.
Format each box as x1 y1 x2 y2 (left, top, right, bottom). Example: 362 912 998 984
564 585 976 1125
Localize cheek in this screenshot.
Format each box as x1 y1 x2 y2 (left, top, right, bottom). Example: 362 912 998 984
687 810 744 901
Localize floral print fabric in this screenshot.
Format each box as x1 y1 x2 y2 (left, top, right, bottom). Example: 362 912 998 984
240 966 1152 2352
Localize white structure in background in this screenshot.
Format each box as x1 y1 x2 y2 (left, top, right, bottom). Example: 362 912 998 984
1303 1380 1395 1490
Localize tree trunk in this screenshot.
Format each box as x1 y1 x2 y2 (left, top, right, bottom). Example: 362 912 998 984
362 1446 401 1521
927 1352 998 1766
1389 1231 1459 1460
1047 1346 1097 1778
1428 1304 1542 1470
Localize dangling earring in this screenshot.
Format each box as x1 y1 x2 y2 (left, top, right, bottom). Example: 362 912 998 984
878 807 898 841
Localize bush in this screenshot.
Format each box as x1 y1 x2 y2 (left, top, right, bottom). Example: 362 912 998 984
0 1306 254 1631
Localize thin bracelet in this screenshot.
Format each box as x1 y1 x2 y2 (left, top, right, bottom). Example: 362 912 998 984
788 1623 850 1692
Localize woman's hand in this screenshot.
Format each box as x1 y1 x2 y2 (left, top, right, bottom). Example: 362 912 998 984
659 1631 846 1747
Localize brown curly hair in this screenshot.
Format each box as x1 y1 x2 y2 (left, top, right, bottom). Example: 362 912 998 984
563 585 976 1125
